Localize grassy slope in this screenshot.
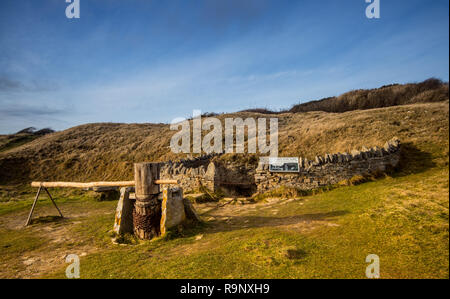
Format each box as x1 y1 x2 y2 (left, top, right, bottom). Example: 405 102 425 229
0 134 40 153
0 137 447 279
0 101 448 279
288 79 448 113
0 101 448 187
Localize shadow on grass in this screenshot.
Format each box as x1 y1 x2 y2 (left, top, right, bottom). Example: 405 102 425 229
286 249 308 260
394 142 437 177
173 210 348 238
30 215 66 225
209 210 348 233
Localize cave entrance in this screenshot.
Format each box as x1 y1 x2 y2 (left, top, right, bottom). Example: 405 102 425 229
218 183 257 197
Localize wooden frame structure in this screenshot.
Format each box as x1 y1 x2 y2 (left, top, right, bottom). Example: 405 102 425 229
27 179 178 226
25 186 64 226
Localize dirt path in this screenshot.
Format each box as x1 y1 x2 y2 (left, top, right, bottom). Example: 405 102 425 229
0 203 113 278
194 197 339 234
0 196 338 278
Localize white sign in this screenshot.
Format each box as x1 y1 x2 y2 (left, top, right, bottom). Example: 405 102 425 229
268 157 299 173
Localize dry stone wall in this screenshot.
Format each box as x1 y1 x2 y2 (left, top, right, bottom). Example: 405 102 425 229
255 137 401 193
159 138 401 196
160 153 218 191
160 154 256 195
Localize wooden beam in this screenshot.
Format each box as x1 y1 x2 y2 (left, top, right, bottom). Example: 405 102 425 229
31 179 179 188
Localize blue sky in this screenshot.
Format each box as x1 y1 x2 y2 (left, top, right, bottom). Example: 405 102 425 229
0 0 448 133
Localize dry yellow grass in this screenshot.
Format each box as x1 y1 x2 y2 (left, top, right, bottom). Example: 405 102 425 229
0 101 448 186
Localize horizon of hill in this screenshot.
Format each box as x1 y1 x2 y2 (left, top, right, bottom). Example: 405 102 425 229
0 78 448 279
0 78 448 189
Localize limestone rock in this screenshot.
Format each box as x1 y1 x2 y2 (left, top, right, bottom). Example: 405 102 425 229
183 197 201 222
332 153 339 163
361 146 370 158
160 187 186 235
314 156 321 166
205 162 216 180
113 187 135 235
351 150 361 160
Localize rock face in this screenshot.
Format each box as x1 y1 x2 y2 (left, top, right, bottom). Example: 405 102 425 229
255 137 401 193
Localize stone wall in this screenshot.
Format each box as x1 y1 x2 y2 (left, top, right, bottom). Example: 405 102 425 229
160 154 257 195
255 137 401 193
159 138 401 196
160 154 217 192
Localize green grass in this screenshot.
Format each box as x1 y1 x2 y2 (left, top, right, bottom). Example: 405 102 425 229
0 228 50 276
40 167 447 279
0 188 114 215
1 141 448 279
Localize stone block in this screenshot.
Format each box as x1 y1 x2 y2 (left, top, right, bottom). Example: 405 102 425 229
113 187 135 235
183 197 201 222
351 150 361 160
160 187 186 235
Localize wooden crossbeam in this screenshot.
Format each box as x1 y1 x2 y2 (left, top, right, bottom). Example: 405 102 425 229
31 179 179 189
26 179 179 226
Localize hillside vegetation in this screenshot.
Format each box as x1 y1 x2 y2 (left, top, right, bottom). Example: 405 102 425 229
289 78 448 113
0 79 448 189
0 128 448 278
241 78 448 114
0 127 54 154
0 82 448 279
0 101 448 190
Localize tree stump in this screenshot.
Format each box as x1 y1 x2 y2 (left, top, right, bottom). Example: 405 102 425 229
133 163 161 239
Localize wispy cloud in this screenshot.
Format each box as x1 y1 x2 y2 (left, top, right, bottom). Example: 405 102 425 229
0 77 23 91
0 104 64 117
0 76 58 93
0 0 448 133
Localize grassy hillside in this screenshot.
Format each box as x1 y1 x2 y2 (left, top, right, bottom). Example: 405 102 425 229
289 78 448 113
0 132 447 278
0 101 448 189
0 128 54 154
0 91 447 279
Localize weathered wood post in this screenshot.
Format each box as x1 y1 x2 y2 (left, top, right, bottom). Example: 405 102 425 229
133 162 161 239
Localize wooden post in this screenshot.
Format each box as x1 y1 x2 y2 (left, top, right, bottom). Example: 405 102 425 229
133 163 162 239
25 186 42 226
